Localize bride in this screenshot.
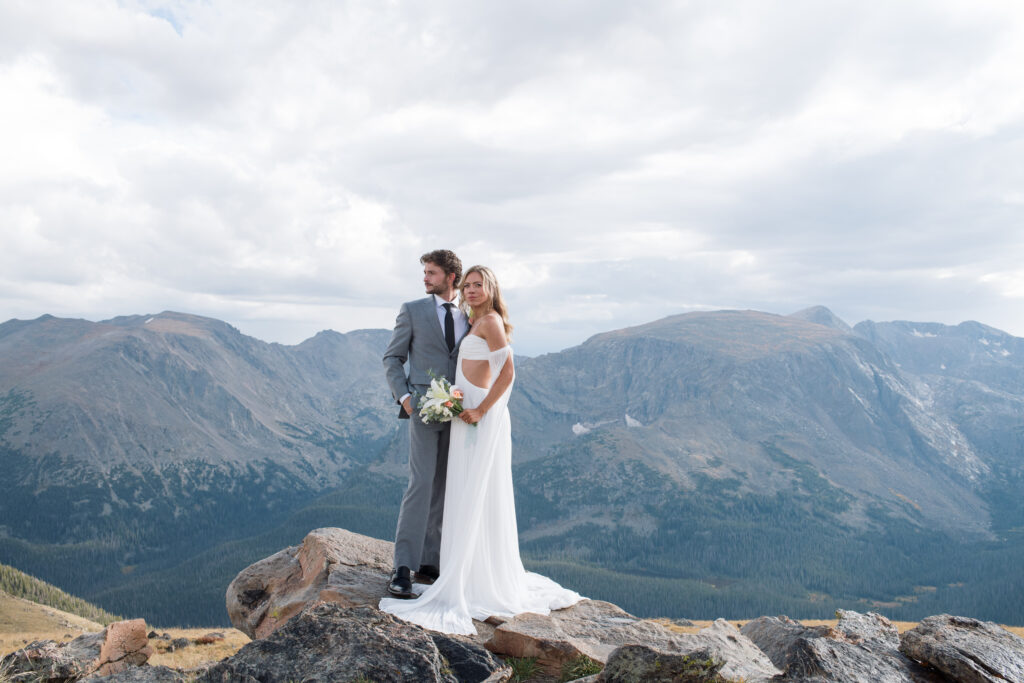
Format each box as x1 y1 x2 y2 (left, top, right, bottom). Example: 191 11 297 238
379 265 583 635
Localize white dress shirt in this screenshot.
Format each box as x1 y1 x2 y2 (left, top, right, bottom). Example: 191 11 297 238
400 294 468 406
433 293 469 342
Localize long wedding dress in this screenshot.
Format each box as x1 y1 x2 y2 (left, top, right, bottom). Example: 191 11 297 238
379 334 582 635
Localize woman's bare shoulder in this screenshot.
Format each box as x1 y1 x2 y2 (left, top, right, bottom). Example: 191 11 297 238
478 313 508 349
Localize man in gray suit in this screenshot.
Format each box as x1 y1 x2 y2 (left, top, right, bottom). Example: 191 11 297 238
383 249 468 598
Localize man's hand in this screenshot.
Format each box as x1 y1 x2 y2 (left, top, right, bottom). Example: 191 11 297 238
402 396 413 416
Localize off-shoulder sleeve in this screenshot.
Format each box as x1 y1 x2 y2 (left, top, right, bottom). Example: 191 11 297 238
487 345 513 379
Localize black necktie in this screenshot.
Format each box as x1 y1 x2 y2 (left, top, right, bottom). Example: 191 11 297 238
443 303 455 352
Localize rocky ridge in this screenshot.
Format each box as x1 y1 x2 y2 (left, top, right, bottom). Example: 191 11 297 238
217 527 1024 682
5 527 1024 681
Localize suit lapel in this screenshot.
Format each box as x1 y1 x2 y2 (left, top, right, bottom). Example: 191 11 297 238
420 296 448 349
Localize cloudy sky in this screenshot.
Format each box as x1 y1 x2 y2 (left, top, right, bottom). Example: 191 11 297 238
2 0 1023 355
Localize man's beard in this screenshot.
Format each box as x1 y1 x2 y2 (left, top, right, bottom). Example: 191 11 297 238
425 281 448 295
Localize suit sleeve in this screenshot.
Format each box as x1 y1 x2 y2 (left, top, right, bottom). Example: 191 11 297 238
383 302 414 404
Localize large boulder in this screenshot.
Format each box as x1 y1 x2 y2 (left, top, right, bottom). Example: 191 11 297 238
741 610 943 682
900 614 1024 683
201 601 509 683
0 619 153 681
226 527 393 639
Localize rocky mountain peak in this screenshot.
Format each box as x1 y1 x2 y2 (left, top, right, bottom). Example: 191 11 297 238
589 309 848 361
788 305 853 332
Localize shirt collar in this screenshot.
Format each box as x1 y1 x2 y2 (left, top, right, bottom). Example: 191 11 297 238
433 293 459 309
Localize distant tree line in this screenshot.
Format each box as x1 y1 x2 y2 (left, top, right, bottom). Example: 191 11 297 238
0 562 120 625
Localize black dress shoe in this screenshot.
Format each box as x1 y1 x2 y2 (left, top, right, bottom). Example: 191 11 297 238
416 564 440 582
388 566 414 599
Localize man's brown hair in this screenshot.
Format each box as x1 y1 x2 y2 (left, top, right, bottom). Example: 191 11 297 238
420 249 463 286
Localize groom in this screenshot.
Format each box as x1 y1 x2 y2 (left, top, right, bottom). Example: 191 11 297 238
383 249 468 598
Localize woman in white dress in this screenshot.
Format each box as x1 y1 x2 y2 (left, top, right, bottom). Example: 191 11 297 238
379 265 583 635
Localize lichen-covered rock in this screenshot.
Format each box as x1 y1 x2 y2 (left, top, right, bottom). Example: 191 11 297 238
674 618 780 682
0 635 102 681
900 614 1024 683
0 619 153 682
599 644 728 682
485 599 683 671
431 631 511 682
201 602 506 683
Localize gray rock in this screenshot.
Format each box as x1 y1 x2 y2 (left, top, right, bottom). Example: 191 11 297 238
742 611 942 682
900 614 1024 683
741 615 837 670
167 638 190 652
486 599 685 671
201 602 506 683
431 632 510 682
599 644 727 682
489 606 776 681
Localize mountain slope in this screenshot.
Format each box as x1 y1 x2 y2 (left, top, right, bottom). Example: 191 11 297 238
2 307 1023 624
853 319 1024 535
0 312 395 617
513 310 989 535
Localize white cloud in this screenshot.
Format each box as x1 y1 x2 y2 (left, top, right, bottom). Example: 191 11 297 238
2 0 1024 356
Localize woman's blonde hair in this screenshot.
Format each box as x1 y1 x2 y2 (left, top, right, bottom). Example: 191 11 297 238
459 265 513 340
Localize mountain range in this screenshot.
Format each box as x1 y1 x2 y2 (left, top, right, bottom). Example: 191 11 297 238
1 306 1021 625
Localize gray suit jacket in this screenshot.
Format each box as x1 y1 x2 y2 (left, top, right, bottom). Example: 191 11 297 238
383 296 462 420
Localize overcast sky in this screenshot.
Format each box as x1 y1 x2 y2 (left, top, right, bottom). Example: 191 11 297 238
2 1 1023 355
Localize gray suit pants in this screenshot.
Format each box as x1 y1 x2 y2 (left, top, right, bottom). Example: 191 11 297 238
393 415 450 570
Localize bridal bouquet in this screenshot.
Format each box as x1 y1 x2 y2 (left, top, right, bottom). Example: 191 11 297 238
417 373 467 425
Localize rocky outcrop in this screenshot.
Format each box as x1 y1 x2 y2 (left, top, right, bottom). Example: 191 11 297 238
201 601 508 683
0 618 153 681
221 527 1024 682
741 610 944 682
900 614 1024 683
229 528 774 676
226 526 393 639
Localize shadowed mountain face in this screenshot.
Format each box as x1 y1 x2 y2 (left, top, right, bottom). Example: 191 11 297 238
1 307 1022 624
0 312 395 547
853 319 1024 538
